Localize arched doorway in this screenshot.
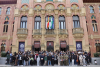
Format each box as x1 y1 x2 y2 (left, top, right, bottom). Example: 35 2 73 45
47 41 54 52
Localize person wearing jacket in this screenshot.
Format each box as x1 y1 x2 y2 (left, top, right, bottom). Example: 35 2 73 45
7 53 10 65
47 54 52 66
40 53 44 66
25 55 29 66
51 54 55 66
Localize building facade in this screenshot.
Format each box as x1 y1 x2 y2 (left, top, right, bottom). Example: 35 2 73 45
0 0 100 57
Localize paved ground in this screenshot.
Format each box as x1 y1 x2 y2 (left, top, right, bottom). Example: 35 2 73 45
0 65 100 67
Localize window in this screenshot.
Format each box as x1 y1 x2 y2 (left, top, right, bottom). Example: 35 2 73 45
1 43 6 52
35 16 41 29
6 7 10 15
90 6 94 13
59 16 65 29
0 7 2 15
86 21 88 32
3 21 9 32
37 0 41 2
99 6 100 13
58 0 62 2
13 22 14 32
73 15 80 28
46 16 54 29
92 20 98 32
20 16 27 28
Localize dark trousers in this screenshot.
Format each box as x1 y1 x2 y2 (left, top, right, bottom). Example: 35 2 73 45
7 59 9 64
54 60 58 64
52 59 54 66
41 60 44 66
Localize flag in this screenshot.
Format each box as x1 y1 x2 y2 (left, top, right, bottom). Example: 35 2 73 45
51 17 54 29
47 16 49 29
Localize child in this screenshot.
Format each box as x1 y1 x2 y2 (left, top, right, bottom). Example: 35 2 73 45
94 60 97 65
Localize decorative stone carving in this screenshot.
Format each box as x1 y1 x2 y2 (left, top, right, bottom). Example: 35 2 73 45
71 4 80 15
14 9 20 17
57 4 65 9
65 8 72 16
80 8 86 16
54 9 59 15
28 8 34 17
58 29 68 38
45 4 54 10
34 5 42 10
20 5 29 16
32 29 42 38
72 28 84 38
17 28 28 39
41 9 45 15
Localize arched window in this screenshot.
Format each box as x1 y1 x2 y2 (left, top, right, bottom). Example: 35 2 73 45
92 20 98 32
20 16 27 28
35 16 41 29
90 6 94 13
3 21 9 32
1 43 6 52
6 7 10 15
46 16 54 29
73 15 80 28
59 16 65 29
0 7 2 15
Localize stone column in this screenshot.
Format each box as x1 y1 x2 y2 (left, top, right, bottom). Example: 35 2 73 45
41 10 46 51
54 10 59 51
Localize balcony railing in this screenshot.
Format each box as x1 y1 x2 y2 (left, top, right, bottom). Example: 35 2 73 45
59 29 68 34
17 28 28 34
72 28 84 34
33 29 42 35
45 29 55 34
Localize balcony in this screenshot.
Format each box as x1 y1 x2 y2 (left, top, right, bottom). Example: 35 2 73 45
45 29 56 37
17 28 28 38
32 29 42 38
72 28 84 38
58 29 68 38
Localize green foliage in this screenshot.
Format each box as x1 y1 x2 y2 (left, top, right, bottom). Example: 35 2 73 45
1 52 6 57
94 52 100 57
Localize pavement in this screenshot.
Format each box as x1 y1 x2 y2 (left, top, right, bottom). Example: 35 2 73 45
0 65 100 67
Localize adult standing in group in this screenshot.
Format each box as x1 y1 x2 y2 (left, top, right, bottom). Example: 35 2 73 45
58 54 60 66
79 54 83 66
7 53 10 65
40 53 44 66
47 54 52 66
51 54 55 66
44 54 47 66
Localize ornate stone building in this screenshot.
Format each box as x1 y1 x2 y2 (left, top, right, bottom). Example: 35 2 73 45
0 0 100 57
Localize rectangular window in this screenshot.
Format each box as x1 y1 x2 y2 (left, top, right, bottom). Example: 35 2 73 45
37 0 41 2
35 22 41 29
0 8 2 15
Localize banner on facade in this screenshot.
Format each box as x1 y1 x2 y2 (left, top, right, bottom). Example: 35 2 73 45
19 42 25 52
76 41 82 51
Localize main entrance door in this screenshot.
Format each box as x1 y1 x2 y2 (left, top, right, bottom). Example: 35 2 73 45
47 41 54 52
34 41 41 52
60 41 67 52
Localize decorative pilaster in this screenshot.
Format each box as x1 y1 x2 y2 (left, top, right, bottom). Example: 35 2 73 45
41 9 46 50
54 9 59 50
